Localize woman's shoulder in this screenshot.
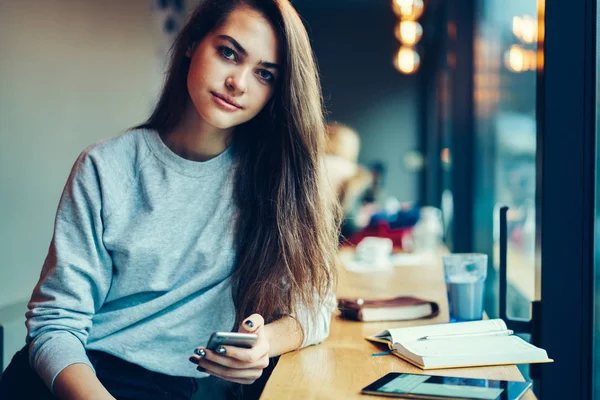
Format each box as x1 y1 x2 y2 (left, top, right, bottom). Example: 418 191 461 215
67 128 152 199
84 127 147 159
61 129 155 217
77 128 151 174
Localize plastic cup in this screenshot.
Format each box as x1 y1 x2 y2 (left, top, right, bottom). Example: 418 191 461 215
442 253 487 322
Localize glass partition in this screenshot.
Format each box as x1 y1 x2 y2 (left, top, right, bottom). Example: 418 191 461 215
473 0 539 321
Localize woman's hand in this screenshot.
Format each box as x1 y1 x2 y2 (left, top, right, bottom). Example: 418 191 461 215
189 314 270 384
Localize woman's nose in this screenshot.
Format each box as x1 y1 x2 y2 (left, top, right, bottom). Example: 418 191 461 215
225 69 250 95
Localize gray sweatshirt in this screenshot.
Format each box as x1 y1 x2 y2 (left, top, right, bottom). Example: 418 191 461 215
25 129 335 392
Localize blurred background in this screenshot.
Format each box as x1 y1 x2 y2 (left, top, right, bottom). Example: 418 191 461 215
0 0 598 398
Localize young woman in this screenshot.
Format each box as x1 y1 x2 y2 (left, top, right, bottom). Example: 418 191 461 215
0 0 340 399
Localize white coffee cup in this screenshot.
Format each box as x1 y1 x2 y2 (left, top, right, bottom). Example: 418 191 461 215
355 237 393 266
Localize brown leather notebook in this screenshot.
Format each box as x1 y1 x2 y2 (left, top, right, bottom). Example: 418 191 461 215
338 296 440 322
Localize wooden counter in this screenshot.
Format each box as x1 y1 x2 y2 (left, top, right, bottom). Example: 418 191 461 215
260 250 536 399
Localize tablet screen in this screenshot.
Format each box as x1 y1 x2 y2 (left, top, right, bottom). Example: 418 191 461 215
362 373 532 400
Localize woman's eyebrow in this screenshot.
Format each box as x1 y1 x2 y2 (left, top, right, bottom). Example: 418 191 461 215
260 61 280 71
217 34 280 70
218 35 248 56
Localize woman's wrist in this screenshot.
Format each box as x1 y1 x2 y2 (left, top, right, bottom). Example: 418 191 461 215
264 315 303 358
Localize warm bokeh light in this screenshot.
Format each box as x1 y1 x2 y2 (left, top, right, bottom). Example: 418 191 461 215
394 46 421 74
395 20 423 45
513 15 538 43
474 37 501 117
537 0 545 71
504 45 537 72
447 52 456 69
392 0 425 20
505 45 524 72
527 49 537 70
447 22 457 40
441 148 450 164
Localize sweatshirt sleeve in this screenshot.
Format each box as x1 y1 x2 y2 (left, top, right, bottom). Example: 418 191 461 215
25 150 113 393
291 281 337 349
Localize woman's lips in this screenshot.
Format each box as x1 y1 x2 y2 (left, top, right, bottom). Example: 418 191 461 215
211 92 242 112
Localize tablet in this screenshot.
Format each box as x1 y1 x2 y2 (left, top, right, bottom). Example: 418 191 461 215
361 373 532 400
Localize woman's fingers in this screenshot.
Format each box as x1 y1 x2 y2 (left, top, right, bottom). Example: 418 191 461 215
238 314 265 334
200 369 257 385
189 314 270 385
196 358 264 383
209 340 269 363
189 348 269 370
192 338 270 366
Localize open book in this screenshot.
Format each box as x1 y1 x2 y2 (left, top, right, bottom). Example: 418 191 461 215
367 319 552 370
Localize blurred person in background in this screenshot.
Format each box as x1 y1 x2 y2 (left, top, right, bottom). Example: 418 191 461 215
324 122 375 241
363 161 386 206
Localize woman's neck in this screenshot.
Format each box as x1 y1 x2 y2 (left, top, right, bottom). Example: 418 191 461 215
162 101 233 162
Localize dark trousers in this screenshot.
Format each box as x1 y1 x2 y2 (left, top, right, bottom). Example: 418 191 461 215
0 345 276 400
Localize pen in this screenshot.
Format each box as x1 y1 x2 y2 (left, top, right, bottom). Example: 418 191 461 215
417 329 514 341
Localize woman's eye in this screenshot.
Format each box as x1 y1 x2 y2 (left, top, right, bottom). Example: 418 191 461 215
257 70 275 83
219 47 236 61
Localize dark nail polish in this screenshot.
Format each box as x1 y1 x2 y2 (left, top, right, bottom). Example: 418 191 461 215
194 348 206 357
245 320 254 328
189 356 199 364
197 366 206 372
216 346 226 355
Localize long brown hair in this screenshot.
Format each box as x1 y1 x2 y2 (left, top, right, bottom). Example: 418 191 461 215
135 0 341 335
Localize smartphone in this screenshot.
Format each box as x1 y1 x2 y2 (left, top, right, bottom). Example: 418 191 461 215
206 332 258 351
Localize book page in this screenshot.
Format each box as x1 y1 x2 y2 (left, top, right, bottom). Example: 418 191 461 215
386 319 508 344
401 335 544 358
